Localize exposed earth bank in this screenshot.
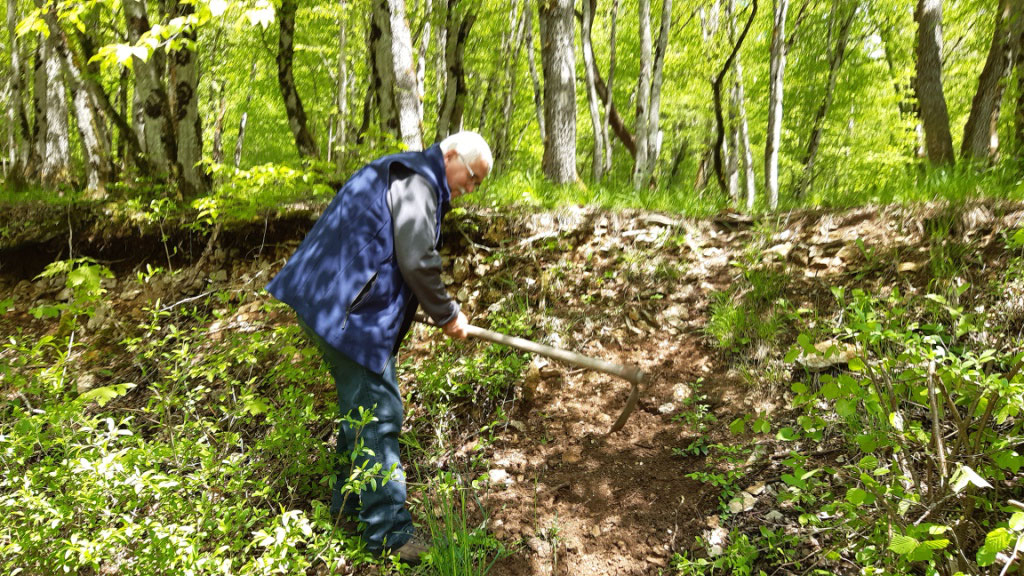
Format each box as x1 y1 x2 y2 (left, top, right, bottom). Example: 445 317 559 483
3 200 1023 575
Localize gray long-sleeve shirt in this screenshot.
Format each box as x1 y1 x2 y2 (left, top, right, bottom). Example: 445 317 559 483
387 167 459 326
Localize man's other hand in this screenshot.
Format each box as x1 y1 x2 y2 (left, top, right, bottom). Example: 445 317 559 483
442 311 469 340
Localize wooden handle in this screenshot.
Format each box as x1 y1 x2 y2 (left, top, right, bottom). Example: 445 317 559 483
416 314 646 433
462 323 647 385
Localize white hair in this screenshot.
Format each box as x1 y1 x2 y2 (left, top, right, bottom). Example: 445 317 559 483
440 131 493 173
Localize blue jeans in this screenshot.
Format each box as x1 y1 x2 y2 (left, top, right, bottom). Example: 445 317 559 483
298 317 414 552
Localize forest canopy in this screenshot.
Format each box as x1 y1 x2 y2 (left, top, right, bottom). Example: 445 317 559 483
1 0 1022 211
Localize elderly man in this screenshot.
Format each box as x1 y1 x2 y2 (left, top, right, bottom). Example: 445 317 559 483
266 131 492 564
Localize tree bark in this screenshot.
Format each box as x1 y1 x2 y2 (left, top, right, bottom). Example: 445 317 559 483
765 0 789 210
915 0 955 165
277 0 320 159
581 0 606 181
124 0 179 180
169 1 209 195
633 0 672 189
383 0 423 150
335 0 349 173
39 36 72 189
7 0 33 186
796 1 855 197
538 0 577 184
734 47 756 210
713 0 756 196
235 60 259 168
525 2 545 143
633 0 653 189
1017 29 1024 157
495 3 529 168
603 0 620 173
435 2 475 141
416 0 432 132
961 0 1022 163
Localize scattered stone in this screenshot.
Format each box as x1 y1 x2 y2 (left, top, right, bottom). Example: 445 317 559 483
898 261 921 273
745 482 766 495
211 269 228 283
488 469 511 486
657 402 676 415
562 446 583 464
797 339 859 371
646 556 667 567
591 525 602 538
766 510 786 523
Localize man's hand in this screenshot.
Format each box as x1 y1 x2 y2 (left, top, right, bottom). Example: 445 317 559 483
442 311 469 340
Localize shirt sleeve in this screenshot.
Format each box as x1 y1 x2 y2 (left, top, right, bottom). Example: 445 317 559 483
388 171 460 326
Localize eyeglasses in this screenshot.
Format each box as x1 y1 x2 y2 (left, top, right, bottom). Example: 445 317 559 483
457 153 482 188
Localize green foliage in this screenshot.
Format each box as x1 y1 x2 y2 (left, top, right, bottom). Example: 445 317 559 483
0 289 380 574
780 285 1024 574
419 472 506 575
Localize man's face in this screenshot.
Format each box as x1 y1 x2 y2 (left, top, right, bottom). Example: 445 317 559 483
444 149 489 199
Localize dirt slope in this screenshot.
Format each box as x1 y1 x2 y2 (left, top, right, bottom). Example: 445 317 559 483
3 200 1023 575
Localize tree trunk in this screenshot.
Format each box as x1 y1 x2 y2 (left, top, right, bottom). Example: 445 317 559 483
581 0 606 182
961 0 1022 163
633 0 672 189
277 0 320 159
736 56 756 211
124 0 178 180
7 0 32 186
603 0 620 174
39 36 72 189
212 81 227 164
495 3 529 169
633 0 653 189
335 0 349 173
713 0 756 196
435 3 475 141
416 0 432 132
169 1 208 195
525 2 545 142
1017 30 1024 157
383 0 423 150
796 2 855 197
538 0 577 184
235 60 259 168
915 0 955 165
765 0 789 210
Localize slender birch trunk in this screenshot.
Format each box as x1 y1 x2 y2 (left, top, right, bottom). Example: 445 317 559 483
581 0 606 182
603 0 619 174
525 3 545 143
335 0 349 172
737 56 756 211
633 0 653 189
496 4 529 168
416 0 432 130
235 60 259 168
538 0 576 184
765 0 789 210
39 36 71 189
384 0 423 150
713 0 756 195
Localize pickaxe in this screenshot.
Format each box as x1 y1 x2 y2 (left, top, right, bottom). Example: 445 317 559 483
416 315 646 433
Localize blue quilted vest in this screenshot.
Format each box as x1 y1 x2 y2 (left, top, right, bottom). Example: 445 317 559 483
266 145 451 373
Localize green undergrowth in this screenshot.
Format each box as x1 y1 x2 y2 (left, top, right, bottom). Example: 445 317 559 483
0 255 516 574
679 225 1024 575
